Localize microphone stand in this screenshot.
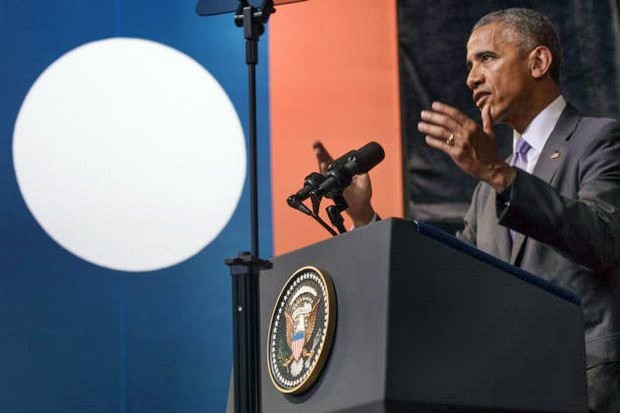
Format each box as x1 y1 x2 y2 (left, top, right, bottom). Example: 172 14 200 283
224 2 273 413
287 196 338 236
326 193 348 234
287 188 348 236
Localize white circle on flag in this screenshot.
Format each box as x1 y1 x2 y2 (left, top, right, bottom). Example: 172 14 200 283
13 38 247 272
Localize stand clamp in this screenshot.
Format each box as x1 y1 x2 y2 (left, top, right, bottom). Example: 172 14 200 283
326 193 348 234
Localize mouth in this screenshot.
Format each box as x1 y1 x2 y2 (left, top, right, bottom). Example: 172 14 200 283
473 92 491 108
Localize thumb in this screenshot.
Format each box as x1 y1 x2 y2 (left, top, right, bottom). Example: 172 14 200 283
313 140 333 173
482 102 495 139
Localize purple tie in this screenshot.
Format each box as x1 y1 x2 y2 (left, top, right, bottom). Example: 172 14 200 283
509 138 532 240
511 137 532 171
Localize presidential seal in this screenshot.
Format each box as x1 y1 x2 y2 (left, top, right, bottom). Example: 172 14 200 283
267 266 337 395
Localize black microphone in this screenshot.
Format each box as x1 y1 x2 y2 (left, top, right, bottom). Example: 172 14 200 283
316 141 384 199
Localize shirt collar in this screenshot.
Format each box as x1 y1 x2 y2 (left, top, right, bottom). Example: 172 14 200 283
512 95 566 152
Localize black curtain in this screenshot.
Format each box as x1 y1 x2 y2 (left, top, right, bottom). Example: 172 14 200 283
398 0 620 233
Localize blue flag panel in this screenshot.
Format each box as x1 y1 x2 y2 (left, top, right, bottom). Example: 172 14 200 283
0 1 273 412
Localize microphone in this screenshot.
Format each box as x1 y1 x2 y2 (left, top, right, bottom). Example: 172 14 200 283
287 172 326 214
316 141 384 199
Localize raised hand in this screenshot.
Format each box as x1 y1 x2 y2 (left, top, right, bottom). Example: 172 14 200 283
313 141 376 227
418 101 515 192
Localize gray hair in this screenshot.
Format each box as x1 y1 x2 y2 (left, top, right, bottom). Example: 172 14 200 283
473 8 562 83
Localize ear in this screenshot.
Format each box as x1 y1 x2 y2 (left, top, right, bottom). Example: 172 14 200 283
529 46 553 80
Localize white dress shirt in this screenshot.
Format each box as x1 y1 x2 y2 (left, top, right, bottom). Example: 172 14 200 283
512 95 566 173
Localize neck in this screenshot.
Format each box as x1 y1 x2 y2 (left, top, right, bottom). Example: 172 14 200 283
510 81 560 134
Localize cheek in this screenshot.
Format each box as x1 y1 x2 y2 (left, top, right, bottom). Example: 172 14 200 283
493 76 519 105
488 79 512 119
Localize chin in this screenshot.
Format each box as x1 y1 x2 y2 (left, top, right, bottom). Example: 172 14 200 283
491 107 508 125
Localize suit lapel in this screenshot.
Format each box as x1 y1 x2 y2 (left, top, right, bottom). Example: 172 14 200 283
531 105 579 183
509 104 581 265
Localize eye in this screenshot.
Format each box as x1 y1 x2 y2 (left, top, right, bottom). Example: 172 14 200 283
481 53 494 62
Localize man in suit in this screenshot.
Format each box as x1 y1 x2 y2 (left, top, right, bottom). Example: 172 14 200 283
316 8 620 412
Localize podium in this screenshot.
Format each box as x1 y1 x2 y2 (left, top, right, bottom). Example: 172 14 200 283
229 218 587 412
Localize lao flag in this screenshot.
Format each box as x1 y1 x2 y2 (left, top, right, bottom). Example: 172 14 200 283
0 1 403 412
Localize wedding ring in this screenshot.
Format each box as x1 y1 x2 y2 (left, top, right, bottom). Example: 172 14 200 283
446 133 455 146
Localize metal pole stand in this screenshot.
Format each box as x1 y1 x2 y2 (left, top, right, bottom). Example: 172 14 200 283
226 2 275 413
225 253 272 413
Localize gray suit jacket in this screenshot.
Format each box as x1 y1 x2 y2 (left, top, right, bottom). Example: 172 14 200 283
457 104 620 368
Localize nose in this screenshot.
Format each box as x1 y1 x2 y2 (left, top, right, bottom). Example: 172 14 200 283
466 65 483 90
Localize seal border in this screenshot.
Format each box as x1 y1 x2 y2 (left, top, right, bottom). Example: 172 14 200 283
266 265 337 395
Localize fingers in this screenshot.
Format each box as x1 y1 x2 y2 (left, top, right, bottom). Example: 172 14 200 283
430 101 471 125
481 102 495 139
421 101 505 185
418 121 451 141
420 109 461 132
425 135 455 153
343 173 376 227
313 140 333 173
418 101 477 144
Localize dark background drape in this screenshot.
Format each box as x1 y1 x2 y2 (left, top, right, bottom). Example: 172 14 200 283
398 0 620 233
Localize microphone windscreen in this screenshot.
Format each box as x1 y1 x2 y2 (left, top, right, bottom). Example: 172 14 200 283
355 141 385 172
